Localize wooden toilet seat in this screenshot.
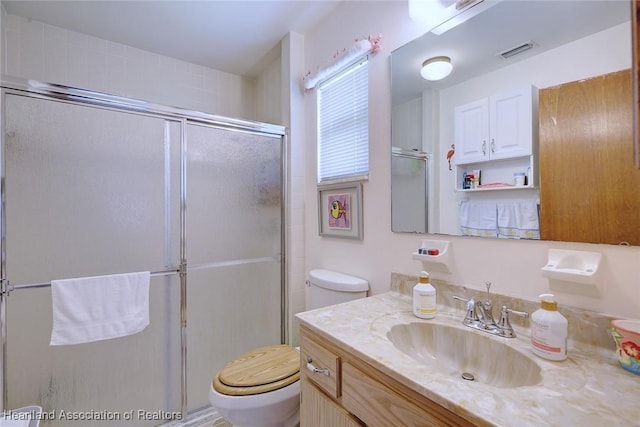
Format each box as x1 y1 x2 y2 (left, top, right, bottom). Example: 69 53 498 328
213 344 300 396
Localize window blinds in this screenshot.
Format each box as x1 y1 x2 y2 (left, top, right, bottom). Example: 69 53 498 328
317 59 369 183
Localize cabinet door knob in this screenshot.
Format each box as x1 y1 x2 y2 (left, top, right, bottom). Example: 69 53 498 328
491 138 495 153
482 140 487 155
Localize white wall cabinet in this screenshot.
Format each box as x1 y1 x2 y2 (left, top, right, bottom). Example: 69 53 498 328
454 97 490 164
454 86 538 191
455 86 536 164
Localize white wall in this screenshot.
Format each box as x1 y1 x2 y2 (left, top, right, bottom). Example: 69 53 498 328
303 1 640 318
279 32 307 345
2 11 257 120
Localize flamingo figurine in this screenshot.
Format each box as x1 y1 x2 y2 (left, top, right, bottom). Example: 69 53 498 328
446 144 455 171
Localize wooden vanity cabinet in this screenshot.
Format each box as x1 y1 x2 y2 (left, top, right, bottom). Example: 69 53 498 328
300 327 363 426
299 325 475 427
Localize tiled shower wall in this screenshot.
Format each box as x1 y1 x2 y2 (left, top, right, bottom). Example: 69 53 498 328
0 7 306 347
1 9 257 120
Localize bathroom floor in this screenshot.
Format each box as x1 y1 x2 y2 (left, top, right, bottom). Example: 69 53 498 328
160 407 230 427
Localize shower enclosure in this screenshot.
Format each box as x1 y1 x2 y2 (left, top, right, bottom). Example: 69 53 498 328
0 79 286 425
391 149 428 233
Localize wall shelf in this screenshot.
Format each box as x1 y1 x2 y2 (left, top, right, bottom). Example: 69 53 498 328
455 185 537 193
412 239 451 273
541 249 603 294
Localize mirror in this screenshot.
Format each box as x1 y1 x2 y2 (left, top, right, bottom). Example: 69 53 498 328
391 0 633 243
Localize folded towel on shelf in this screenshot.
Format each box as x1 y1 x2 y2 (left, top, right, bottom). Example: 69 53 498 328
497 201 540 239
50 271 150 346
459 201 498 237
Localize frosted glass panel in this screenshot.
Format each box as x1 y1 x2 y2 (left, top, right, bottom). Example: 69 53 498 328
5 95 182 283
185 123 283 410
186 123 283 265
1 92 285 421
186 263 281 410
3 94 182 425
391 154 428 233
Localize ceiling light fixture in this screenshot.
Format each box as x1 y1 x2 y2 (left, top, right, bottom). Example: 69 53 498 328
420 56 453 81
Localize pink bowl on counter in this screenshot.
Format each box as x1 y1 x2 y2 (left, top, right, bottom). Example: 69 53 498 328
611 319 640 375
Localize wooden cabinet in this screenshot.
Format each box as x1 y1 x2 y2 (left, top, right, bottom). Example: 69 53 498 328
299 325 475 427
299 327 341 399
539 69 640 245
454 86 538 191
300 327 363 426
633 0 640 168
301 379 362 427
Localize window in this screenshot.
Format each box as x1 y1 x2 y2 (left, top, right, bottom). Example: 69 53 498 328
317 59 369 183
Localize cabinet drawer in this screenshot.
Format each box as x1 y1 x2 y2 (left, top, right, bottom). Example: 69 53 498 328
342 362 473 427
300 331 340 399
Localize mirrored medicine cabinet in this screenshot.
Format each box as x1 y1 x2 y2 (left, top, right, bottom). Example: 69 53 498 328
391 0 640 246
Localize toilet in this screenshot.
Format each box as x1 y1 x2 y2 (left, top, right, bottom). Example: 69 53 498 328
209 269 368 427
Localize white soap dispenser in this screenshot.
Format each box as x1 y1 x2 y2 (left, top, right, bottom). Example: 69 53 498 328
530 294 568 361
413 271 436 319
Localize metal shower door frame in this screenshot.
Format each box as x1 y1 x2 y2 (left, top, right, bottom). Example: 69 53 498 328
0 76 288 416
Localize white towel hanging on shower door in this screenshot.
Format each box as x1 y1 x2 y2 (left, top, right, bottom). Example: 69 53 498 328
50 271 150 345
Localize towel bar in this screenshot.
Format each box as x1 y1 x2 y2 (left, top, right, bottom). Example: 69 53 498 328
2 268 181 296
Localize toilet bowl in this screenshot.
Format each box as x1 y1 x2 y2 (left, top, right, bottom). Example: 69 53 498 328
209 344 300 427
209 269 368 427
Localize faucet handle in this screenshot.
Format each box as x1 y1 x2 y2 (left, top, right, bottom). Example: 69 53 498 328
453 296 479 324
504 306 528 318
497 305 529 338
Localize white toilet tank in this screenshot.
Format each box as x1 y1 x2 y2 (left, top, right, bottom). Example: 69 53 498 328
307 269 368 310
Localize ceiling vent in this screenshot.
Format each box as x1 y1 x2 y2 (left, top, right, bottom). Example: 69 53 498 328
498 41 536 59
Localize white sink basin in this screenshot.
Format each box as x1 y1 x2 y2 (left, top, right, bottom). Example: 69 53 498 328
387 322 542 388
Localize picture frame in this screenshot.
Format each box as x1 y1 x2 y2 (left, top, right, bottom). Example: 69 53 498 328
317 182 363 240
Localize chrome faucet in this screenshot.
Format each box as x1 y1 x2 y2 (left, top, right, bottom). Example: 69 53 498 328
475 299 497 330
496 305 529 338
453 282 528 338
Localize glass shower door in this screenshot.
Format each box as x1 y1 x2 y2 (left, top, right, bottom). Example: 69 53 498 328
391 152 428 233
185 123 284 410
3 93 182 425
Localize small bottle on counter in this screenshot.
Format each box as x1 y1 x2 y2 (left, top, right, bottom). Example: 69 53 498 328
413 271 436 319
530 294 568 361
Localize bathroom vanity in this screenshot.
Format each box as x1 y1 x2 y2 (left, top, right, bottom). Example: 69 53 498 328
300 324 476 426
296 283 639 426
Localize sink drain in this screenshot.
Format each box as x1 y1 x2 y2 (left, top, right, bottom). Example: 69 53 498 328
461 372 475 381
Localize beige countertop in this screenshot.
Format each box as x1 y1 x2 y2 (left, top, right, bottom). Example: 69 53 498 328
296 291 640 427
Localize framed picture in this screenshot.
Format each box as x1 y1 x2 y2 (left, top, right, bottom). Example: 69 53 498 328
317 182 363 240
